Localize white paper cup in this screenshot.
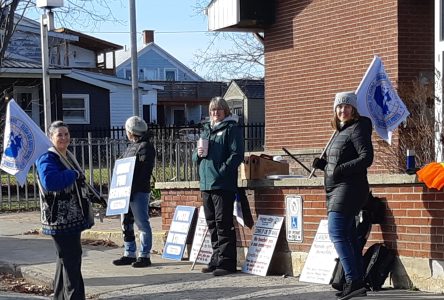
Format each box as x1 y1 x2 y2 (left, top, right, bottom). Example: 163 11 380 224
197 138 208 157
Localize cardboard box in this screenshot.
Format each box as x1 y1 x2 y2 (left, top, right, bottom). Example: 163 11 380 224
240 154 289 180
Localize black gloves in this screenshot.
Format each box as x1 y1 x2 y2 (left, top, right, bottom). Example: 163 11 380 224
75 170 86 181
312 158 327 171
75 171 86 188
92 196 108 209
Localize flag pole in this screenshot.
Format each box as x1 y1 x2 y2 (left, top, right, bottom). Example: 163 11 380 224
355 55 378 93
282 147 314 177
308 131 337 179
54 149 101 199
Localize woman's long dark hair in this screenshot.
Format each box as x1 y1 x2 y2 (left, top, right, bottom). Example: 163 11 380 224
331 106 361 130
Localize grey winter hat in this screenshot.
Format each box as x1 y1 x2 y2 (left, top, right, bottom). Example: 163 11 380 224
125 116 148 136
333 91 358 111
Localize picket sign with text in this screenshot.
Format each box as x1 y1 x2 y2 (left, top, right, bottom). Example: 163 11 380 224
299 219 338 284
241 215 284 276
189 206 213 264
106 156 136 216
162 206 196 261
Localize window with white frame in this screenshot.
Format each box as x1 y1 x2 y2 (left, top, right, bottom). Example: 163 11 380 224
165 69 177 81
62 94 90 124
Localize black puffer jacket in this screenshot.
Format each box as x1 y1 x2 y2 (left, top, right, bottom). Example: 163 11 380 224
324 116 373 216
121 133 155 194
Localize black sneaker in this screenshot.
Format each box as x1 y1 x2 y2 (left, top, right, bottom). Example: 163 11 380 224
337 280 367 300
132 257 152 268
113 256 136 266
201 266 216 273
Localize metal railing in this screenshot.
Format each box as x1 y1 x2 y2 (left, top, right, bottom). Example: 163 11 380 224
0 124 264 209
0 135 197 209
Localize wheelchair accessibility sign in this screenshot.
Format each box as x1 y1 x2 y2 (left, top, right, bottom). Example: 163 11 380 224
285 195 303 242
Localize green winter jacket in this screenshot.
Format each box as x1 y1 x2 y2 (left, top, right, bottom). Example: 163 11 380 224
193 116 245 192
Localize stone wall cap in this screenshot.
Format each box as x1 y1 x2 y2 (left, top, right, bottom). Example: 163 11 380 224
155 174 419 190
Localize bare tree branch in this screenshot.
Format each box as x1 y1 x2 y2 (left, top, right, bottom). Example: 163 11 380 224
192 31 264 81
377 74 437 172
0 0 20 64
0 0 124 64
191 0 264 80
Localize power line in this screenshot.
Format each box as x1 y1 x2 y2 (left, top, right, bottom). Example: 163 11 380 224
81 30 209 34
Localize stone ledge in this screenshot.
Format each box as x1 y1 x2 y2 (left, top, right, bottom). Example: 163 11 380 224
155 174 420 189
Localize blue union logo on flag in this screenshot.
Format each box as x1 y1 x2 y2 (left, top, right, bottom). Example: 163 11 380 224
366 73 407 130
1 99 52 186
356 56 410 144
1 117 35 171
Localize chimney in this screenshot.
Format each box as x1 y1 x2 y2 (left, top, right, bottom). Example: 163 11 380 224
143 30 154 45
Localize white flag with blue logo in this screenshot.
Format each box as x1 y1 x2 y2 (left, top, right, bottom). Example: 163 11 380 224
355 56 410 144
1 99 52 186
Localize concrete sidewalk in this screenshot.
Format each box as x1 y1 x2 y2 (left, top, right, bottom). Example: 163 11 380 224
0 211 442 300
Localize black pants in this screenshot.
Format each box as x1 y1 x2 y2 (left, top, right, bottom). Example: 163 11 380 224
52 233 85 300
202 190 237 272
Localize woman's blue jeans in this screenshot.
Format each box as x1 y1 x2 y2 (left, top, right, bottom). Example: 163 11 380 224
121 192 152 258
328 211 363 282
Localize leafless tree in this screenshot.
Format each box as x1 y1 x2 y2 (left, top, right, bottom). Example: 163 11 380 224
192 0 264 81
377 74 437 172
0 0 123 64
1 0 21 64
0 0 123 143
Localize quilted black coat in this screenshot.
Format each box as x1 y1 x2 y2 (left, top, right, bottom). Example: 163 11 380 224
324 116 374 216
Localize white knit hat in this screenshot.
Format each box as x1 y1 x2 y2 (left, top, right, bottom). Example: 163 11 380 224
333 91 357 111
125 116 147 136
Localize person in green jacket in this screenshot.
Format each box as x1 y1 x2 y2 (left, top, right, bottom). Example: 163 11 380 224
193 96 245 276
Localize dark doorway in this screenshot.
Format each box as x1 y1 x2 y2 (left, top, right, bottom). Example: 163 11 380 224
143 105 151 124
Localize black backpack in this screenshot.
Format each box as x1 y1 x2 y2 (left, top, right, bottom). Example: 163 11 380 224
330 191 388 291
363 243 396 291
330 211 372 291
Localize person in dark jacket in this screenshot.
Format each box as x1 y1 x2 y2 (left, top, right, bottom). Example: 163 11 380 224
312 91 374 300
113 116 155 268
192 97 245 276
36 120 106 300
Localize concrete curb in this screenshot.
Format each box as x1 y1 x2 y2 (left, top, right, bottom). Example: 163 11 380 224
0 260 53 290
0 261 21 277
20 265 54 289
82 229 166 253
33 229 167 254
0 229 167 291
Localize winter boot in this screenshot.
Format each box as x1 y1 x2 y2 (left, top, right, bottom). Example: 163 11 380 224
337 280 367 300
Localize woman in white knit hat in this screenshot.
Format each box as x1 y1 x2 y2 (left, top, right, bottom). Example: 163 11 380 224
113 116 155 268
312 91 374 300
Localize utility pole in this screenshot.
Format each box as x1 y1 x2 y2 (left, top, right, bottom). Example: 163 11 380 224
37 0 64 132
40 10 51 132
129 0 139 116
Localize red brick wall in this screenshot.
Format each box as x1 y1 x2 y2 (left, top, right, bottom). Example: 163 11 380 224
161 183 444 260
264 0 434 173
398 1 434 82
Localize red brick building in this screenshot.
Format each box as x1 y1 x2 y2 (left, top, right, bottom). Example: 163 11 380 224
263 0 434 173
156 0 444 293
